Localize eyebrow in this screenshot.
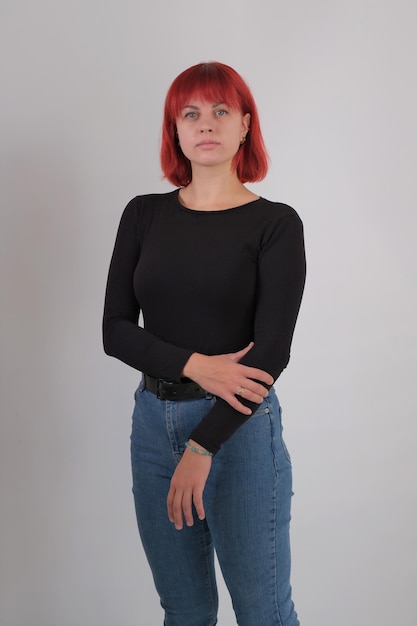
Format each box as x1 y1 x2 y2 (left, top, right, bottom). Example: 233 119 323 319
182 102 225 110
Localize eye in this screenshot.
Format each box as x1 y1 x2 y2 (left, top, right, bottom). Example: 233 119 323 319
184 111 198 119
215 109 228 116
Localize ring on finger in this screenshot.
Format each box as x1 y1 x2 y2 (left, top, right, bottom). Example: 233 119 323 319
237 386 244 396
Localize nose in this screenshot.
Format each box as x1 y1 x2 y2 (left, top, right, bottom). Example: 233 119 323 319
199 114 213 132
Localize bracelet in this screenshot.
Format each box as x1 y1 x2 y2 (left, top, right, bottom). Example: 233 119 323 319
185 441 213 456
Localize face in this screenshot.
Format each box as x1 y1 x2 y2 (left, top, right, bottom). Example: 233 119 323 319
175 99 250 172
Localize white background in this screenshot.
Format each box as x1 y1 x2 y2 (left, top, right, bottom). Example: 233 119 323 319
1 1 416 625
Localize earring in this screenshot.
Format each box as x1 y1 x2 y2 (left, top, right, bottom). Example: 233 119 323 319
240 135 246 145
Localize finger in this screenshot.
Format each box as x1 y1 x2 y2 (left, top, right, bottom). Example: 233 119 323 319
172 491 185 530
242 366 274 386
182 490 194 527
225 393 253 415
240 380 271 401
193 489 206 521
167 487 175 523
228 341 254 362
238 387 267 404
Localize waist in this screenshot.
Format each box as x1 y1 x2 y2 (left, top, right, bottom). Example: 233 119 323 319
143 374 207 401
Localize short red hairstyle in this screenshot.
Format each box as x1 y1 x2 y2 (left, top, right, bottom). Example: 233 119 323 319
160 62 269 186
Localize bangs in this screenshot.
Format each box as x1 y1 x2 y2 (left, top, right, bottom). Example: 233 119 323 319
167 63 243 120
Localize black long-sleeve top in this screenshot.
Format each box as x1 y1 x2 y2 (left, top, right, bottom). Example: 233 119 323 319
103 189 306 454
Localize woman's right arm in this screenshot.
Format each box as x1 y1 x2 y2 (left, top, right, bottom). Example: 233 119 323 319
103 199 193 380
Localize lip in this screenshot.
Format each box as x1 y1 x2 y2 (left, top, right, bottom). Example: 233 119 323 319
196 140 219 147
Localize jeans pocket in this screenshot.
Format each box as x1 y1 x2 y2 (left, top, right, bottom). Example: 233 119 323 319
263 394 292 467
278 405 292 465
251 397 269 417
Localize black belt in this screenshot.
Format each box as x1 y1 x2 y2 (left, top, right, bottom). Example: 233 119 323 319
143 374 207 400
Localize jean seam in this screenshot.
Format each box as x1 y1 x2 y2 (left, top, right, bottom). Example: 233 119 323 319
165 400 184 462
197 520 217 625
272 478 284 626
266 396 286 626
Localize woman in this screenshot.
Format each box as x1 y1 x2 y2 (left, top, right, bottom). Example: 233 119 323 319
103 61 306 626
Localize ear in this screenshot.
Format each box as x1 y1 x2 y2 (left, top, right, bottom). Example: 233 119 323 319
242 113 251 133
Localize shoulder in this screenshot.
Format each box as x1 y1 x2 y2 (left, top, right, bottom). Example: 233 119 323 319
117 190 178 233
123 190 178 215
256 198 303 224
249 199 305 251
239 198 303 238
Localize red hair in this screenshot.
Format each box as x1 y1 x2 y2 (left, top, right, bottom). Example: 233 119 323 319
160 62 269 186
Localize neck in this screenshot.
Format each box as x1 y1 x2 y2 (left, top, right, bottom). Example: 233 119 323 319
179 168 258 212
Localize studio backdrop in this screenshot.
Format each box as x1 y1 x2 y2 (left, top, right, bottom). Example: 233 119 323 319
1 1 416 625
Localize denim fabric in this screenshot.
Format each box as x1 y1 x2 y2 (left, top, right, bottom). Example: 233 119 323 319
130 380 299 626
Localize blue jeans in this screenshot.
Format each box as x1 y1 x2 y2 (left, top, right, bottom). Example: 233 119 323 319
130 380 299 626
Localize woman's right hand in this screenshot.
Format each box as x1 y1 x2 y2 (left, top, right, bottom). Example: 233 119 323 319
182 342 274 415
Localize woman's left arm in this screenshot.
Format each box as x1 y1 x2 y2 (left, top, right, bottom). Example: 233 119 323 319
190 211 306 453
167 211 306 528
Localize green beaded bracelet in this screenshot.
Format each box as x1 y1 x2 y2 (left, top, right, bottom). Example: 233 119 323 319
185 441 213 456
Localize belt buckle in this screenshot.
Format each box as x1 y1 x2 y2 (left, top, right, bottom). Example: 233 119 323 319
156 379 174 400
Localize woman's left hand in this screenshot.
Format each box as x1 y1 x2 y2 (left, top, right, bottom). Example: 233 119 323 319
167 442 212 530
